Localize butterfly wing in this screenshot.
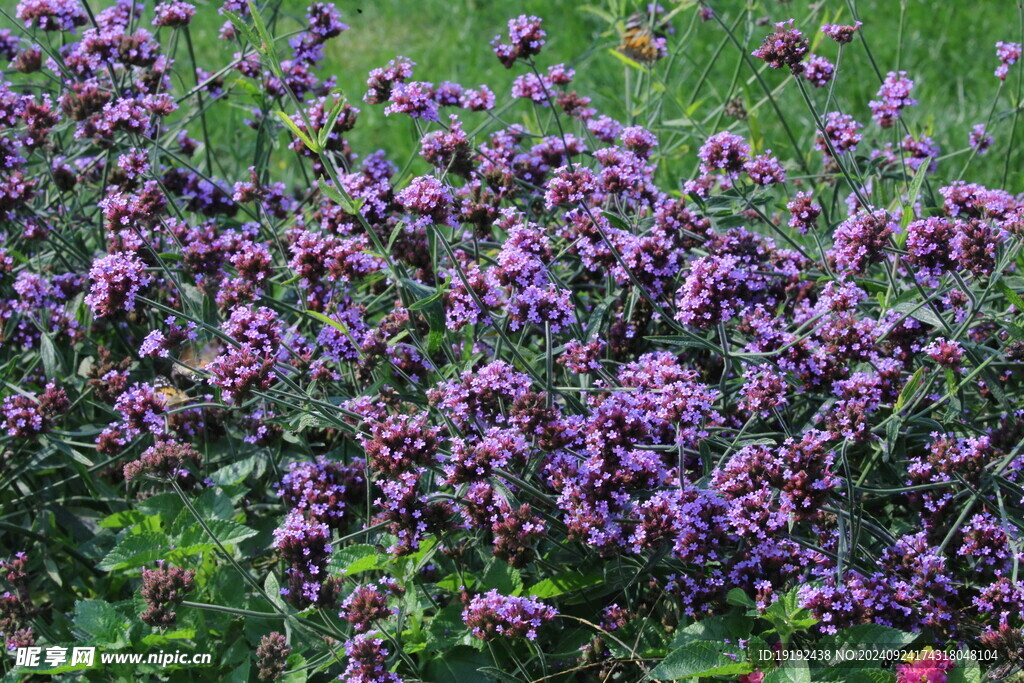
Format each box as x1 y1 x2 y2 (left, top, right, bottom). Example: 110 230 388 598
154 376 189 408
172 342 222 381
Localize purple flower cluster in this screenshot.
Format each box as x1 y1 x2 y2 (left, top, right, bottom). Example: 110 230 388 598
461 590 556 640
996 41 1021 80
140 564 195 627
272 510 340 609
492 15 546 68
751 20 809 74
85 252 151 318
7 3 1024 678
869 70 917 127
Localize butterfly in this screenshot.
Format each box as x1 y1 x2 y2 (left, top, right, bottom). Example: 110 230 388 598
172 341 222 382
617 11 668 64
154 375 190 408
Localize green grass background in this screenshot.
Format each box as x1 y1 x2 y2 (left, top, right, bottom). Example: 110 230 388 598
6 0 1024 189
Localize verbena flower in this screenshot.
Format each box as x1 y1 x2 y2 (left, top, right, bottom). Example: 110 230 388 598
996 41 1022 80
491 15 546 68
821 21 862 44
85 252 151 317
869 71 917 127
751 19 809 74
462 590 556 640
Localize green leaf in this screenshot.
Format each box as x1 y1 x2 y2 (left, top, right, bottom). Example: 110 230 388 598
98 509 149 529
997 279 1024 311
276 110 321 153
281 654 309 683
330 544 382 575
526 572 601 598
607 47 650 72
407 288 443 311
947 654 982 683
645 334 718 352
482 561 523 596
307 310 349 335
813 668 896 683
898 160 930 240
891 302 945 329
177 519 257 549
601 211 631 231
265 571 286 610
650 640 753 680
40 333 57 377
428 604 471 650
894 367 925 413
424 645 493 682
74 600 129 647
209 454 262 485
818 624 917 667
726 588 756 608
317 178 365 214
763 659 810 683
221 9 258 45
97 531 169 571
317 96 347 149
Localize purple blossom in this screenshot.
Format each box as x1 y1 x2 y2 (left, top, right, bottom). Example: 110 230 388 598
787 191 821 233
816 111 862 156
803 55 835 87
675 254 748 328
15 0 87 32
153 1 196 27
85 252 151 318
206 346 276 404
821 21 862 44
544 166 597 208
385 81 439 121
342 632 402 683
364 57 415 104
396 175 455 225
970 124 993 155
751 19 809 74
511 72 554 104
869 71 917 127
828 208 897 273
507 284 575 333
272 510 340 609
744 150 786 186
996 41 1022 80
492 15 546 68
620 125 659 158
462 590 556 640
459 84 495 111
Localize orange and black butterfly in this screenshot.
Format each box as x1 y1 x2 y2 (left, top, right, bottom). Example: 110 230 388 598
617 10 670 64
154 375 190 408
171 341 222 382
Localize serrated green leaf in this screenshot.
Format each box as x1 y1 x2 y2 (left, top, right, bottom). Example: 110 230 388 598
97 531 169 571
98 509 149 529
526 572 601 598
997 279 1024 311
330 544 382 575
74 600 129 647
177 519 257 549
650 640 753 680
763 659 810 683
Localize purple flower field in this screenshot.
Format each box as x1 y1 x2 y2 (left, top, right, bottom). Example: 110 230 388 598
0 0 1023 680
